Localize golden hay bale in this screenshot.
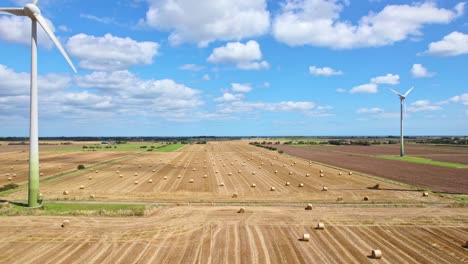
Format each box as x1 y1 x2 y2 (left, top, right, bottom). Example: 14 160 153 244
371 249 382 259
316 222 325 230
238 170 242 173
338 172 342 175
134 173 138 176
282 165 286 167
464 241 468 248
63 191 69 195
219 182 225 186
40 173 44 176
164 176 168 180
270 187 276 191
252 172 256 175
178 175 182 178
274 170 278 173
232 193 238 198
152 169 156 172
336 196 343 201
215 171 219 173
7 177 12 181
320 173 324 177
79 185 85 189
251 183 256 188
305 204 313 210
203 175 208 178
119 174 123 178
88 176 92 180
363 196 369 201
238 207 245 213
320 169 323 173
259 166 262 169
322 186 328 191
289 171 293 175
298 183 304 187
95 170 99 173
348 171 353 175
228 172 232 176
285 182 291 186
189 179 194 183
193 168 196 171
301 233 310 241
134 181 139 184
116 171 119 174
422 192 429 197
61 220 70 228
271 163 274 166
89 194 95 199
148 179 153 183
306 173 310 177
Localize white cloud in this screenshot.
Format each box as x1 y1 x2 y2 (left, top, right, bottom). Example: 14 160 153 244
66 33 159 71
356 107 384 114
273 1 464 49
214 92 244 102
424 31 468 56
448 93 468 105
218 101 318 113
371 73 399 85
202 74 210 81
336 88 346 93
143 0 270 47
309 66 343 76
207 40 269 70
74 70 139 91
410 63 434 78
231 83 252 93
0 16 54 48
407 100 442 112
349 83 378 94
179 64 204 71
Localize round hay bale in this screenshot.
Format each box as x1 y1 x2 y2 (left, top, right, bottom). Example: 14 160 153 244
219 182 225 186
89 194 95 199
88 176 92 180
306 173 310 177
270 187 276 191
40 173 44 176
298 183 304 187
152 169 156 172
178 175 182 178
289 171 293 175
164 176 168 180
348 171 353 175
274 170 278 173
238 170 242 173
371 249 382 259
116 170 119 174
336 196 343 201
12 173 16 177
95 170 99 173
320 169 323 173
189 179 194 183
338 172 342 175
134 173 138 176
464 240 468 248
238 207 245 213
232 193 238 198
79 185 85 189
301 233 310 241
228 172 232 176
203 175 208 178
363 196 369 201
119 174 123 178
134 181 139 184
322 186 328 191
305 204 313 210
63 191 69 195
422 192 429 197
61 220 70 228
285 182 291 186
148 179 153 183
251 183 256 188
259 166 262 169
193 168 196 171
316 222 325 230
252 172 256 175
320 173 324 177
215 171 219 173
271 163 274 166
7 177 12 181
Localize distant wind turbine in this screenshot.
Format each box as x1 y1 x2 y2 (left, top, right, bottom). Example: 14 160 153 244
0 0 77 207
389 87 414 157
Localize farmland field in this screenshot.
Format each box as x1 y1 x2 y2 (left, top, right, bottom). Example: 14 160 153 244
1 140 467 263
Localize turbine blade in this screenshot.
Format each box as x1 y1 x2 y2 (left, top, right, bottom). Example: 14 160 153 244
34 14 77 73
33 0 39 5
404 86 414 97
389 88 403 97
0 8 25 16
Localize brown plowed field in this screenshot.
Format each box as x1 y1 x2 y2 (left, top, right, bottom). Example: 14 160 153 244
4 142 451 203
0 206 467 264
276 145 468 194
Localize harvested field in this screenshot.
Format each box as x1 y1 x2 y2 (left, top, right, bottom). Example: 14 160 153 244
0 206 467 264
4 142 452 203
276 145 468 194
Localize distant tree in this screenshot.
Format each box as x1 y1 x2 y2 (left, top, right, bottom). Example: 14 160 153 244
77 164 85 170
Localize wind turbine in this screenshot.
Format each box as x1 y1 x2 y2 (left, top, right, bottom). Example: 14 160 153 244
389 87 414 157
1 0 77 207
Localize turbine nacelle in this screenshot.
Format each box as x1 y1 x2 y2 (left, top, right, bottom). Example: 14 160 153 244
24 4 41 19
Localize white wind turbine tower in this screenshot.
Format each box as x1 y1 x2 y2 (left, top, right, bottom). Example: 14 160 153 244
389 87 414 157
1 0 76 207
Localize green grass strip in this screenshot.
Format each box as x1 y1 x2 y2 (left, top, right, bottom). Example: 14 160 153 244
154 143 186 152
377 155 468 169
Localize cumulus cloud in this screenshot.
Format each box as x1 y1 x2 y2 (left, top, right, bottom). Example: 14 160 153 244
66 33 159 71
309 66 343 76
273 1 464 49
0 16 54 48
411 63 434 78
447 93 468 105
371 73 400 85
218 101 318 113
142 0 270 47
203 74 210 81
214 92 244 102
336 88 346 93
407 100 442 112
231 83 252 93
424 31 468 56
207 40 269 70
179 64 204 71
356 107 384 114
349 83 378 94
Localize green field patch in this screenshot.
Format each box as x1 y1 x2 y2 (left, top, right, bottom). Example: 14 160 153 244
377 155 468 168
45 142 166 152
0 202 150 217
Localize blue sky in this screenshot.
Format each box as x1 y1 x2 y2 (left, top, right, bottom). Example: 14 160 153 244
0 0 467 136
